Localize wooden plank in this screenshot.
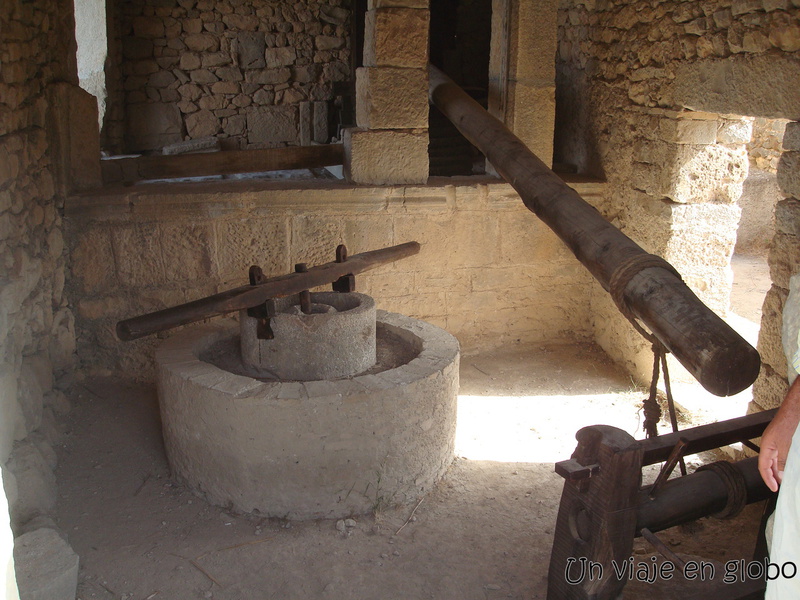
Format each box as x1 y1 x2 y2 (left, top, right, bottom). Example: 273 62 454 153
428 64 760 397
637 409 776 466
102 144 344 184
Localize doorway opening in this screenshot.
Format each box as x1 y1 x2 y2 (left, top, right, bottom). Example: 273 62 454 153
73 0 108 129
428 0 492 176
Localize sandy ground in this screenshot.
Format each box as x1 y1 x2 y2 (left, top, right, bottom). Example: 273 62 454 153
54 254 772 600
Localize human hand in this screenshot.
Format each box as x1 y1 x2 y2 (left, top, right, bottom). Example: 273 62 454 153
759 413 798 492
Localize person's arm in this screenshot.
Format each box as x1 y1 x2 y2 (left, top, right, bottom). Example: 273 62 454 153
759 376 800 492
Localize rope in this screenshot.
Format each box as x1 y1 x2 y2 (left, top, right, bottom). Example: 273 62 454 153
608 253 684 442
643 342 663 439
697 461 748 519
609 253 682 343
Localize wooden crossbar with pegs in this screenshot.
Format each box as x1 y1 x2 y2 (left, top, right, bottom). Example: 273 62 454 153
116 241 420 341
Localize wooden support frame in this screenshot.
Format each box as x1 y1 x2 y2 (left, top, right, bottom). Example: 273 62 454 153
549 412 775 600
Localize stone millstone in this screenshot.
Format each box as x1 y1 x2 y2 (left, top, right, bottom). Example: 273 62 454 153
240 292 376 381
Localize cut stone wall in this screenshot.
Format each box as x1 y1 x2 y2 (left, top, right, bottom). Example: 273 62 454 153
1 0 80 597
65 177 603 380
111 0 351 153
748 117 788 173
751 121 800 411
556 0 799 392
347 0 431 185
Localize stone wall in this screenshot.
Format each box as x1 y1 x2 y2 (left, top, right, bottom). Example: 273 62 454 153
65 177 603 379
752 122 800 411
1 0 81 598
113 0 351 153
556 0 800 391
748 117 788 172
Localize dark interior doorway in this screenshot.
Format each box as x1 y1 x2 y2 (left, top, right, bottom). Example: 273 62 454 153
428 0 492 176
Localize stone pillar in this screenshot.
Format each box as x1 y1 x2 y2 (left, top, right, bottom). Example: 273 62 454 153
344 0 430 185
488 0 558 167
593 110 750 388
46 82 102 194
752 121 800 412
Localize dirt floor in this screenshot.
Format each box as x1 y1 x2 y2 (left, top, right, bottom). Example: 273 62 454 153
55 254 772 600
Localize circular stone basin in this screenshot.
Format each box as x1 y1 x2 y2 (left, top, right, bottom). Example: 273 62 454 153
155 310 460 519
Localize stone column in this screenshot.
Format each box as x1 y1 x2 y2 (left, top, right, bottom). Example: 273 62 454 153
751 121 800 412
488 0 558 167
344 0 430 185
593 110 750 388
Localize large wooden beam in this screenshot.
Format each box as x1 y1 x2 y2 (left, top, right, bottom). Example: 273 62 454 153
428 64 759 396
101 144 344 184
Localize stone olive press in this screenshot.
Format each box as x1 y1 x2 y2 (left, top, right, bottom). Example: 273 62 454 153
117 242 460 519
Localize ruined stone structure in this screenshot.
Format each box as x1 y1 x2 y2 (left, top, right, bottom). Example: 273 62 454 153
1 0 799 596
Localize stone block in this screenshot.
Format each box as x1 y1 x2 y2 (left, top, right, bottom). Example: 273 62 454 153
776 198 800 236
783 122 800 151
507 0 559 83
159 223 215 282
736 170 781 254
184 33 218 52
769 231 800 289
299 102 311 146
777 151 800 199
498 210 578 267
125 102 183 151
315 35 345 51
658 118 718 144
393 211 499 271
111 224 167 287
320 5 351 24
504 83 555 167
343 127 429 185
753 365 790 410
214 217 290 282
769 24 800 52
185 109 219 138
313 101 329 143
289 214 394 268
717 119 754 144
784 274 800 382
236 33 265 69
355 67 428 130
14 528 79 600
671 55 800 121
633 140 748 204
363 8 429 68
758 285 789 377
6 442 57 526
70 227 116 294
246 106 299 145
265 47 297 68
